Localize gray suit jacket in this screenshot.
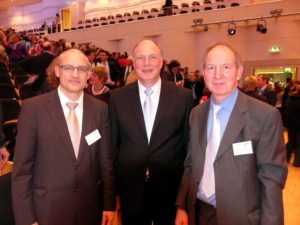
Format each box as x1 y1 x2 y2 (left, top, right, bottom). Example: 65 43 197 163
12 90 115 225
176 91 287 225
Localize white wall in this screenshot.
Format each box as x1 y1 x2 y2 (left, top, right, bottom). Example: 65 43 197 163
0 0 299 78
45 0 300 77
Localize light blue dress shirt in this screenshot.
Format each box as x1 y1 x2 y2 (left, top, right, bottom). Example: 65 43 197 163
197 88 239 207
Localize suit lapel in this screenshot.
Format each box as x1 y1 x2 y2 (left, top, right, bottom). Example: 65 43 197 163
199 102 210 155
127 82 148 140
46 90 77 161
215 92 247 161
77 94 93 161
151 81 172 139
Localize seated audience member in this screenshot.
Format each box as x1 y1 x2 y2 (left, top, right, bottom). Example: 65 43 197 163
0 27 8 46
125 69 138 85
22 41 55 94
256 74 277 106
6 34 27 62
161 59 183 86
184 71 205 106
39 56 59 93
86 66 110 104
243 75 267 102
285 82 300 167
120 56 134 86
0 45 9 66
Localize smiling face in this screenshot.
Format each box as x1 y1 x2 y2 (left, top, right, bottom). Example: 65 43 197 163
203 44 243 103
133 40 163 88
55 49 90 101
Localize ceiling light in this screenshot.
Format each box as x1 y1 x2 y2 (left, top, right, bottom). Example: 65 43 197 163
257 19 267 33
228 23 236 35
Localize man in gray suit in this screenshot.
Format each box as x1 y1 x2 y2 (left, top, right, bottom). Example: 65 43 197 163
175 43 287 225
12 49 115 225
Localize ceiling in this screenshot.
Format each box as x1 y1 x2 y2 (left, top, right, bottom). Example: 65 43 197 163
0 0 42 12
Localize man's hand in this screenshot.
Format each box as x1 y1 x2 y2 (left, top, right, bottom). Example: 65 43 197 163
0 146 9 168
32 222 38 225
175 207 188 225
101 211 115 225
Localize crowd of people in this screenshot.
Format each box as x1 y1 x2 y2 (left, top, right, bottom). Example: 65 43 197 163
0 25 299 225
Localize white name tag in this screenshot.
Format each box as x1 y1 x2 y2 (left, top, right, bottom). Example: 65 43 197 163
85 129 101 146
232 141 253 156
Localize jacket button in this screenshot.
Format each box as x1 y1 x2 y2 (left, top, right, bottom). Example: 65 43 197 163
75 188 79 192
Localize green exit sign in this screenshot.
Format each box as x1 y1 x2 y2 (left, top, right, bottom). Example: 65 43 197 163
269 45 281 53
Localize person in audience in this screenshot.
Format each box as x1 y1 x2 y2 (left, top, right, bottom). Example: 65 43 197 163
163 0 173 16
285 82 300 167
12 49 115 225
109 39 193 225
243 75 267 102
256 74 277 106
55 13 61 32
86 66 110 104
0 27 8 46
39 56 59 93
99 50 121 88
6 34 27 62
274 82 284 111
183 71 205 106
175 43 287 225
124 69 138 85
0 44 9 66
22 41 56 94
120 56 134 86
0 105 10 169
85 49 101 68
282 78 293 111
161 59 183 86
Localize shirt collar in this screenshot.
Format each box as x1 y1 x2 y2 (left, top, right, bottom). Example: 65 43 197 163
210 88 238 112
57 86 84 109
138 78 161 99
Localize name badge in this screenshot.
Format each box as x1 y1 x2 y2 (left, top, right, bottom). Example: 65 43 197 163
232 141 253 156
85 129 101 146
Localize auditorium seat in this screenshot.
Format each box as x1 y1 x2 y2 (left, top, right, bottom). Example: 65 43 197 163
0 84 19 99
124 12 131 17
14 75 28 88
231 2 240 7
0 173 15 225
0 76 12 86
204 6 213 10
0 98 21 123
19 84 36 100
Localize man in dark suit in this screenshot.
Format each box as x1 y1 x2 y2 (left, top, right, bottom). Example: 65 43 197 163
256 74 277 106
99 50 121 88
243 75 267 103
12 49 115 225
21 41 55 94
109 40 193 225
183 71 205 106
175 43 287 225
0 104 10 168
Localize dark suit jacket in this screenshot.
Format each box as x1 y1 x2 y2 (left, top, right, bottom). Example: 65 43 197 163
183 79 204 102
244 90 267 103
0 104 5 148
21 52 55 92
176 91 287 225
12 90 115 225
257 87 277 106
109 80 193 215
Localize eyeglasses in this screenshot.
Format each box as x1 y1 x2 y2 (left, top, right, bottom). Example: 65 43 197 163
58 65 90 75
